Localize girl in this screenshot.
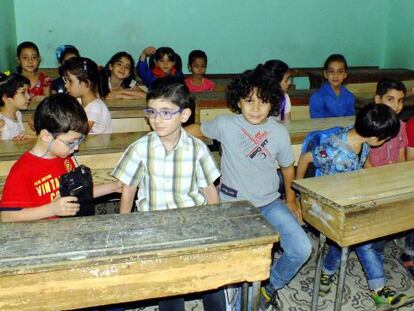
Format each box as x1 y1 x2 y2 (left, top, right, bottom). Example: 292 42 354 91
136 46 183 88
16 41 51 101
52 45 80 94
101 51 146 99
261 59 292 121
0 72 32 140
309 54 355 118
184 50 215 93
62 57 112 134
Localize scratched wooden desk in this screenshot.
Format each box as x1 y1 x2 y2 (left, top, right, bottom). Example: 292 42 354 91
0 200 278 310
292 161 414 311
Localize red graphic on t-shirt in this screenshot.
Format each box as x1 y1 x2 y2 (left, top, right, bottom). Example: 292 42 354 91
241 128 271 159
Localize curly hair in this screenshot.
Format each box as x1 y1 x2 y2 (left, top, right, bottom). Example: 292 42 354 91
226 67 284 116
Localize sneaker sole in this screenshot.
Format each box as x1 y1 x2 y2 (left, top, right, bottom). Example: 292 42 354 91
376 296 413 311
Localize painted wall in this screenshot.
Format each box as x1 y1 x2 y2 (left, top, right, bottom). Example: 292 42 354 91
0 0 16 71
384 0 414 70
12 0 391 73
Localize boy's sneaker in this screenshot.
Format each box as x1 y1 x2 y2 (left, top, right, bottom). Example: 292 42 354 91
259 286 280 311
400 252 414 279
319 272 334 296
371 286 408 307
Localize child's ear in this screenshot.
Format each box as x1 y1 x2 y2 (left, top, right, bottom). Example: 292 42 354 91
2 94 10 104
16 57 21 65
323 70 328 80
109 64 113 71
39 129 53 143
374 95 382 104
180 108 192 123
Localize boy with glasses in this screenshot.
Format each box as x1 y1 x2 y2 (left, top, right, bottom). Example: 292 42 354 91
0 94 120 222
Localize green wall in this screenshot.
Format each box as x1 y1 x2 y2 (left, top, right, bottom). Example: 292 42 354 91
0 0 16 71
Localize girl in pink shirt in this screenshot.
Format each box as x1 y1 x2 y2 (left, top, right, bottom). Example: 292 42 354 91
184 50 215 93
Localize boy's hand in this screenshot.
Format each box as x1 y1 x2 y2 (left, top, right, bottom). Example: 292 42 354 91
140 46 156 60
286 199 305 226
50 195 80 216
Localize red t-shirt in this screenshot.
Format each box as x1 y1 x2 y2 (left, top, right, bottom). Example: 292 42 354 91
407 117 414 147
184 78 215 93
28 72 51 97
0 152 75 213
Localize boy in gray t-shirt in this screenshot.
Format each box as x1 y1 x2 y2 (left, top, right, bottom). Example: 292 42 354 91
187 67 311 310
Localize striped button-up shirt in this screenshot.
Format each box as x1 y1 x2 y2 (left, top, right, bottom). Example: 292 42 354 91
112 129 220 211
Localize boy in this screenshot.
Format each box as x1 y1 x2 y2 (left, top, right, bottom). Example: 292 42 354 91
309 54 355 118
186 68 312 310
296 103 407 308
0 94 120 221
111 77 224 311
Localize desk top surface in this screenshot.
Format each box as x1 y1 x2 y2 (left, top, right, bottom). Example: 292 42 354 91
0 201 277 275
293 161 414 208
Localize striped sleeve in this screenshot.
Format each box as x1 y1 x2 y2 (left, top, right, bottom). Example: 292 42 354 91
111 142 146 187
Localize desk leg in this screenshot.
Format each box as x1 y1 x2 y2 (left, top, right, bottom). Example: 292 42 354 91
241 282 249 311
251 281 260 311
311 234 327 311
334 247 349 311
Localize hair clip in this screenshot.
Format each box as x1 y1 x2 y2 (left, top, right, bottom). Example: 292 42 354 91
4 70 11 77
55 44 76 61
83 60 88 72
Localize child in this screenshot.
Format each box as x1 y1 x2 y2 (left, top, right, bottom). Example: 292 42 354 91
261 59 292 121
63 57 112 134
16 41 51 101
296 103 407 308
100 51 146 99
184 50 215 92
136 46 183 88
111 76 224 311
186 67 312 310
309 54 355 118
0 94 120 222
52 44 80 94
0 72 32 140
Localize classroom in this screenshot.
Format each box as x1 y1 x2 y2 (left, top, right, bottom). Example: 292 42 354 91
1 1 414 310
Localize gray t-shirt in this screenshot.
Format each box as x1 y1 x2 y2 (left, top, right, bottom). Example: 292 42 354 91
201 115 294 207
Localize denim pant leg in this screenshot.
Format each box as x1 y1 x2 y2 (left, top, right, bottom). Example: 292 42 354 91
202 289 226 311
260 200 312 290
158 297 185 311
355 241 386 291
405 230 414 257
323 243 342 275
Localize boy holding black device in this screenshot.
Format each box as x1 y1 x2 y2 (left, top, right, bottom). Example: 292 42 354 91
0 94 120 222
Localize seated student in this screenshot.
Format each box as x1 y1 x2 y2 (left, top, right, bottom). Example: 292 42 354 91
111 77 225 311
309 54 355 118
16 41 51 101
186 67 311 310
52 45 80 94
297 103 407 308
0 94 120 222
0 72 32 140
136 46 183 88
184 50 215 92
101 51 147 99
63 57 112 134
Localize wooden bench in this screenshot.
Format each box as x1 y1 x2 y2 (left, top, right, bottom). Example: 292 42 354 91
293 161 414 311
0 200 278 310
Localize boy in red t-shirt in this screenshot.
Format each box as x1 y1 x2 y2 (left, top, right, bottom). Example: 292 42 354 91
0 94 120 222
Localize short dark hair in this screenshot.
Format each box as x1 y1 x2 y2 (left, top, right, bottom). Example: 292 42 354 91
56 45 80 64
376 78 407 97
149 47 182 71
62 57 102 96
355 103 400 141
0 73 30 106
324 54 348 71
147 76 193 110
261 59 289 86
34 94 89 136
188 50 208 67
16 41 40 73
226 67 284 116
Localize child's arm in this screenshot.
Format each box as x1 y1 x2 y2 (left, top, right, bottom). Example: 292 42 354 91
296 152 314 179
93 181 122 198
280 163 302 222
407 147 414 161
106 88 146 100
398 147 406 162
119 184 137 214
200 183 219 204
1 196 79 222
185 123 206 139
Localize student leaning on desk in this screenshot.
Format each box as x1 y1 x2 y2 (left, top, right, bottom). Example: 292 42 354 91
0 94 121 222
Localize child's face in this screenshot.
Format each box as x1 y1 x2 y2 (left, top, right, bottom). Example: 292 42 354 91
109 57 132 80
10 85 30 110
49 130 85 158
146 98 190 140
18 47 40 73
238 88 271 125
375 89 405 114
64 72 88 98
323 61 347 89
189 58 206 78
156 55 175 74
280 72 291 93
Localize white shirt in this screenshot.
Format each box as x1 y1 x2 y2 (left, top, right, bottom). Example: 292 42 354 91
0 111 24 140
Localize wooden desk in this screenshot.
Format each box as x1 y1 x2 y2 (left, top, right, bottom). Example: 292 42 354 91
0 201 278 310
292 161 414 311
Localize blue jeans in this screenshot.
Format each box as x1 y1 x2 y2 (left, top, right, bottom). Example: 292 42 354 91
323 239 386 290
